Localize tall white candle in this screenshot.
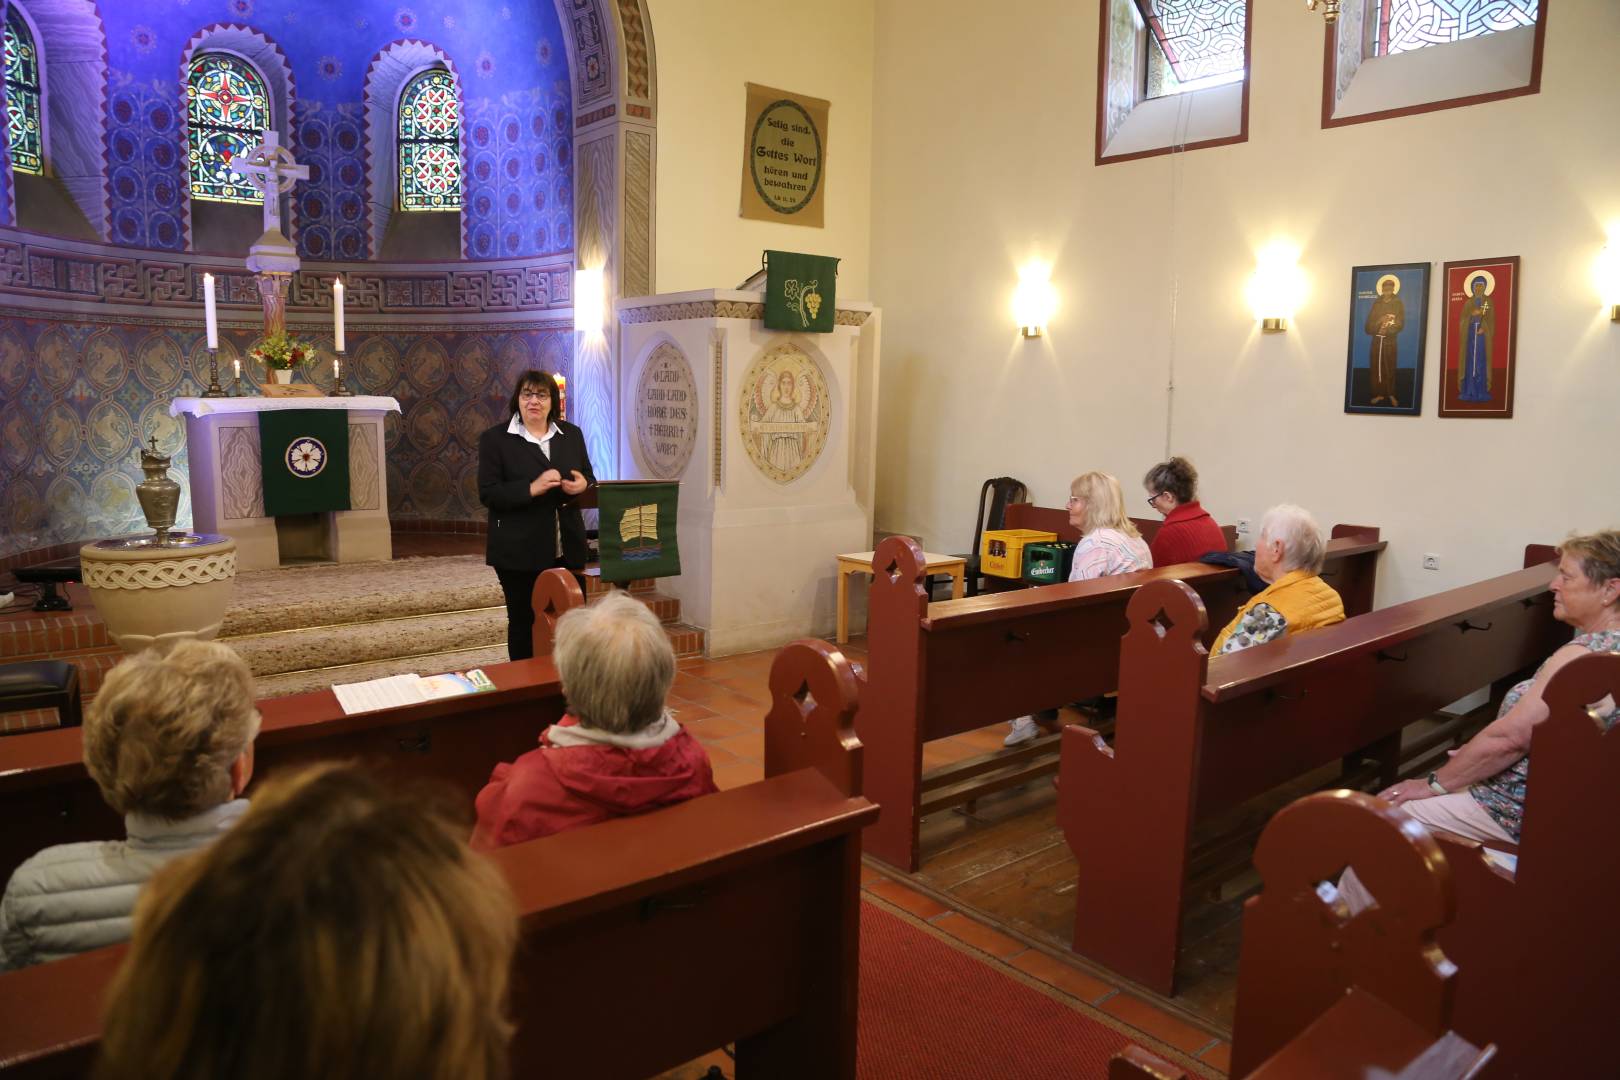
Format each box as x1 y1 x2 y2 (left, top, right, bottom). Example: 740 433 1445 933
203 273 219 350
332 278 346 352
232 356 241 380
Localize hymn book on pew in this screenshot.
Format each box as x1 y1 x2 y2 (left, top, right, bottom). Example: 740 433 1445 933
331 669 496 715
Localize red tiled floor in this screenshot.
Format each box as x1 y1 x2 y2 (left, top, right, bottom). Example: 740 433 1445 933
1100 994 1220 1056
712 728 764 763
860 865 884 885
666 698 720 722
681 713 758 742
1007 949 1117 1006
864 879 949 921
709 759 763 791
930 912 1027 960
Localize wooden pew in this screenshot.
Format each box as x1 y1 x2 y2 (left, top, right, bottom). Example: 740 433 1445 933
0 639 879 1080
1436 650 1620 1078
1058 548 1565 995
0 570 583 888
1112 791 1493 1079
861 528 1385 871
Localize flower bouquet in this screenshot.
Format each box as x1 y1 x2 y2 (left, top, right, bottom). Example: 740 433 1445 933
251 332 315 384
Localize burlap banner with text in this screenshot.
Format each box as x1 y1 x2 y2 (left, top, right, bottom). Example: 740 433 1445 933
739 83 829 228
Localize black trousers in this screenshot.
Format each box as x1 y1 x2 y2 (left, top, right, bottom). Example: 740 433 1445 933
496 562 585 661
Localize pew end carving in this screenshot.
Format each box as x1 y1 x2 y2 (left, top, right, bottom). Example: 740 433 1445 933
1437 651 1620 1077
764 638 865 799
1058 579 1210 992
1230 791 1461 1075
529 566 585 658
1062 554 1559 996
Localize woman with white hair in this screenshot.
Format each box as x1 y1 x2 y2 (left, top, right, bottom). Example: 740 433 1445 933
1210 503 1345 656
472 590 718 847
1005 470 1152 746
0 641 258 969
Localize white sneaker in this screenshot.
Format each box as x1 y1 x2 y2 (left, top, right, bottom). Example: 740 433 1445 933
1004 716 1041 747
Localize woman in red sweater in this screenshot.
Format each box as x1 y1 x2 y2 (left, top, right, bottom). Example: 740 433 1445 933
1142 457 1228 567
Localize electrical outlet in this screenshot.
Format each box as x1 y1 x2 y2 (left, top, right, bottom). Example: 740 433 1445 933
1236 518 1251 535
1422 553 1440 571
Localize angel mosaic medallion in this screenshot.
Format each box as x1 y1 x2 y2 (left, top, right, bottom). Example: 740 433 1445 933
738 343 830 485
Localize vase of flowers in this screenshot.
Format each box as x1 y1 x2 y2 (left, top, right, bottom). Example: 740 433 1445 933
251 332 314 384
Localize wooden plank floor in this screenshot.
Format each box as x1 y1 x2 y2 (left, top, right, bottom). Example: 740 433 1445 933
894 707 1477 1034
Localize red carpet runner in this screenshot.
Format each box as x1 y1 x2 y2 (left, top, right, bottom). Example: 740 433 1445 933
858 900 1213 1079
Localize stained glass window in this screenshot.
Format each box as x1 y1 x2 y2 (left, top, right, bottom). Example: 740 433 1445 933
1138 0 1248 99
4 7 42 176
399 69 462 211
186 53 271 205
1372 0 1538 57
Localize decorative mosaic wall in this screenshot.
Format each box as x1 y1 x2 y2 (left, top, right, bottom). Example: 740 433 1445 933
24 0 573 261
0 313 573 562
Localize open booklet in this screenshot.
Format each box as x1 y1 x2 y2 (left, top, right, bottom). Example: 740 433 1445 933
331 668 496 716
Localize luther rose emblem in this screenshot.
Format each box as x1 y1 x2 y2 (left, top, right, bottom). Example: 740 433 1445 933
286 437 327 477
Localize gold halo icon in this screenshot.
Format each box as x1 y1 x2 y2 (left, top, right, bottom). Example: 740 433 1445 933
1374 274 1400 295
1463 269 1496 296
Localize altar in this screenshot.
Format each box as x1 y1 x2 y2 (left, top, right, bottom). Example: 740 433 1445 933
172 396 399 571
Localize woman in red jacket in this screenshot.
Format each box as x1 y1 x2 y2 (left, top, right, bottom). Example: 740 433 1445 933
1142 457 1228 567
472 591 717 848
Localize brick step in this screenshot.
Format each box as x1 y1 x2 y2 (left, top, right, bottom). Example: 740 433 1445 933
584 567 658 596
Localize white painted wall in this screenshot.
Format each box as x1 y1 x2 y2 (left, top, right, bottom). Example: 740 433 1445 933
645 0 874 298
869 0 1620 608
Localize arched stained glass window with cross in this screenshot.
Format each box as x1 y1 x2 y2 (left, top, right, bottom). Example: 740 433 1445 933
3 7 43 176
398 68 463 212
187 52 271 205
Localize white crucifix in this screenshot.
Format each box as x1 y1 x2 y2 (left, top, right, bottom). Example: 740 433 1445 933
234 131 309 240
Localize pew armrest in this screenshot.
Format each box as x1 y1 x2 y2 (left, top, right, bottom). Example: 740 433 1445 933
491 769 878 926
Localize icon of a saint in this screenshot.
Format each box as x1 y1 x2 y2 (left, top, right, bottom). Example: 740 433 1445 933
1456 274 1495 402
1365 275 1405 407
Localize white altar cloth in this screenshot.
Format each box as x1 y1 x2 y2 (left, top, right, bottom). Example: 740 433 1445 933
171 396 401 417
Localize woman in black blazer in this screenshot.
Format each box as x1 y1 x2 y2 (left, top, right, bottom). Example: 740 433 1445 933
478 369 596 660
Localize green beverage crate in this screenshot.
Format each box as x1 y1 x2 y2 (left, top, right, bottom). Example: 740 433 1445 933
1022 541 1076 585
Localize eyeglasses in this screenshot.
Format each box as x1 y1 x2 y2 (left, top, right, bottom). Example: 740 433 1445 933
1065 496 1083 507
1146 492 1166 506
518 389 549 401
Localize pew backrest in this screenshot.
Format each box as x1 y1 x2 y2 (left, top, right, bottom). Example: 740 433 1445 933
0 639 878 1080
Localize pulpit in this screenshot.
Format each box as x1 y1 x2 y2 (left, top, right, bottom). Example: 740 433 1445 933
617 289 881 655
172 396 399 571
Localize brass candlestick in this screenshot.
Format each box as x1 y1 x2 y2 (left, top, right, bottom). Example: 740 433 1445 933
201 347 227 398
331 348 353 396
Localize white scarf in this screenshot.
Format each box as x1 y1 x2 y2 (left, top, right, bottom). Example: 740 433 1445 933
545 710 681 750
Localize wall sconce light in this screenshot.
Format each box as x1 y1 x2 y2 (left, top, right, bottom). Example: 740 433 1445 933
1305 0 1341 23
1013 263 1057 338
574 266 605 337
1596 241 1620 322
1247 244 1307 333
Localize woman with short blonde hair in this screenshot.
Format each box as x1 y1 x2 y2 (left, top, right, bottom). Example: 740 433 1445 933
0 641 258 970
1006 470 1152 745
97 764 519 1080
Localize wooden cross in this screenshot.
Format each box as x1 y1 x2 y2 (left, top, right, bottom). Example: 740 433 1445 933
233 131 310 238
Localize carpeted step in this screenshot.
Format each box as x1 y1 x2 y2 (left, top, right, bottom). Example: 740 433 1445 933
223 605 507 677
253 644 513 699
221 555 503 636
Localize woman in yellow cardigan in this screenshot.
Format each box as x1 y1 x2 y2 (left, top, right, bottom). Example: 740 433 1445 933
1211 504 1344 655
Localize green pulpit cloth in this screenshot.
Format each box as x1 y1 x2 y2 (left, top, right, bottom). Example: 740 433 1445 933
597 481 680 583
763 249 839 333
258 409 351 517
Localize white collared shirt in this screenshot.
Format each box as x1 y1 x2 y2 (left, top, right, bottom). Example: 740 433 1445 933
508 412 559 458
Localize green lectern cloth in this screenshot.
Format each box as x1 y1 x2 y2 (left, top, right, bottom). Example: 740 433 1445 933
763 250 839 333
597 481 680 583
258 409 351 516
